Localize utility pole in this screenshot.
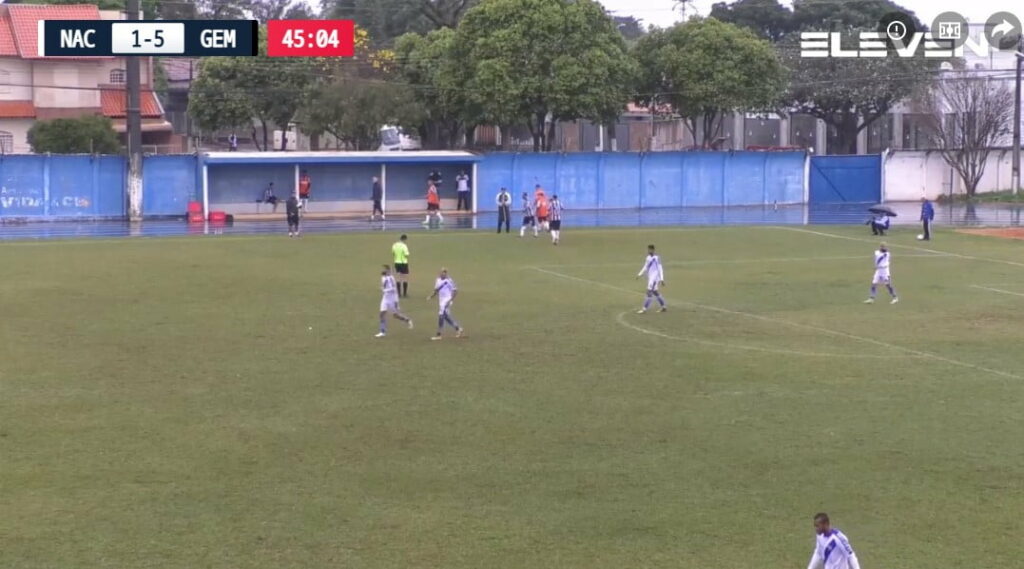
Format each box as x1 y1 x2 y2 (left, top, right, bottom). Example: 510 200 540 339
1013 34 1023 195
125 0 143 220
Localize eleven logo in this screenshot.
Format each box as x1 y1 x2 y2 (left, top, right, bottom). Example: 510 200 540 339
800 31 1005 59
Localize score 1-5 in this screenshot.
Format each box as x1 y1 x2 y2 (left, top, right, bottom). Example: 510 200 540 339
111 22 184 54
266 20 355 57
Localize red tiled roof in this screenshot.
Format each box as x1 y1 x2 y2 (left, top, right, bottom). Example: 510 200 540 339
0 100 36 118
100 89 162 118
3 4 111 59
0 13 17 57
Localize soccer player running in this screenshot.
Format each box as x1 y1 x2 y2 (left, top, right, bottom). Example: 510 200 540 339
807 513 861 569
519 192 538 238
864 242 898 304
428 268 463 340
636 244 667 313
548 194 564 245
534 186 550 232
392 234 410 297
376 265 413 338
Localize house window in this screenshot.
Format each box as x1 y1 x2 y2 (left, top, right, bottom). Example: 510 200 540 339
109 69 125 84
0 131 13 153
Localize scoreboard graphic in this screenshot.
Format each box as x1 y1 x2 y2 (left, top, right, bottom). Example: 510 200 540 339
37 19 355 57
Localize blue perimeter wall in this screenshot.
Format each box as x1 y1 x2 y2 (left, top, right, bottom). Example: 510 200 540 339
475 152 805 211
0 152 808 219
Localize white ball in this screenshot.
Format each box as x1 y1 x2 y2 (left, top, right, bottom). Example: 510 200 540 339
308 326 313 331
916 234 924 240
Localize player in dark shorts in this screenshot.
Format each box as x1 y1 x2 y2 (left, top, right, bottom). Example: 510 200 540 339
286 194 300 237
519 192 538 237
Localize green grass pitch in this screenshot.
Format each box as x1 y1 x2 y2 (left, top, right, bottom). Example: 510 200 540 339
2 225 1022 568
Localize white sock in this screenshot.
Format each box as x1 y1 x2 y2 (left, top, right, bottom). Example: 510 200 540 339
437 212 444 222
425 215 430 223
520 227 525 236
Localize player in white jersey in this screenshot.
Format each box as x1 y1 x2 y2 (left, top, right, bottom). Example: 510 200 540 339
519 192 538 238
636 244 667 313
807 513 861 569
864 242 899 304
428 268 463 340
376 265 412 338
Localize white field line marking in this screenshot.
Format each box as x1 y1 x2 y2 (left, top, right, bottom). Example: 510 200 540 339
533 253 942 269
532 266 1023 381
614 312 918 359
770 226 1024 269
971 285 1024 298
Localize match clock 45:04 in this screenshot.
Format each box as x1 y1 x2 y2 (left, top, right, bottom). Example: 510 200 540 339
266 20 355 57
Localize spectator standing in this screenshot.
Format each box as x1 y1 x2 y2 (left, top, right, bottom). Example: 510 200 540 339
286 194 301 237
428 169 443 190
298 171 311 212
920 197 935 240
228 133 238 151
371 176 385 221
496 187 512 233
456 170 471 211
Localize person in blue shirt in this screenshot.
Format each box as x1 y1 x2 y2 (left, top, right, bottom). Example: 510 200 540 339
920 197 935 240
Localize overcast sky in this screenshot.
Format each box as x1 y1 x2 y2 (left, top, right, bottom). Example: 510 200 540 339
599 0 1020 30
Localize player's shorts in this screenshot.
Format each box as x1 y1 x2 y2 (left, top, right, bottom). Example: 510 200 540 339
522 215 535 225
550 220 561 230
380 296 399 312
872 269 891 284
427 203 440 211
438 301 452 316
287 213 300 225
538 215 549 223
394 263 409 275
647 279 661 292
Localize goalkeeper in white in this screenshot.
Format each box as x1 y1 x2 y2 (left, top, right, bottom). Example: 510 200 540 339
808 513 861 569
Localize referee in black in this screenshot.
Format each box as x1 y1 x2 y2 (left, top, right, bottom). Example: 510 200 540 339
496 187 512 233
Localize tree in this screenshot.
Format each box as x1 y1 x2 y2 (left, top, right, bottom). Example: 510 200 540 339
27 116 121 154
453 0 637 151
779 0 936 154
709 0 795 42
634 18 785 148
924 73 1015 196
394 28 473 149
420 0 477 29
189 29 317 150
322 0 476 45
301 80 424 149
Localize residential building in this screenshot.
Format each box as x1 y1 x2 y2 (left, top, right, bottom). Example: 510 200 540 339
0 4 174 153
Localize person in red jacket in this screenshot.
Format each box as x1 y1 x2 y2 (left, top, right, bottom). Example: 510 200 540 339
423 178 444 225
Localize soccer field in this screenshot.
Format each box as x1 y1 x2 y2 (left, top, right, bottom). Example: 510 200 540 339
2 225 1022 568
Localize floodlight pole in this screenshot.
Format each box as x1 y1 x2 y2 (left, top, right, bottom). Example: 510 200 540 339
125 0 143 220
1012 37 1022 195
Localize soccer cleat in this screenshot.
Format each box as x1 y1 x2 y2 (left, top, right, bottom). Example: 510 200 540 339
456 329 464 338
407 320 414 329
863 298 875 304
658 307 667 313
375 332 386 338
431 335 443 341
891 297 899 305
637 309 647 314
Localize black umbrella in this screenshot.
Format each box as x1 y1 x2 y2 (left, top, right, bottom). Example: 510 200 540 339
868 204 898 217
